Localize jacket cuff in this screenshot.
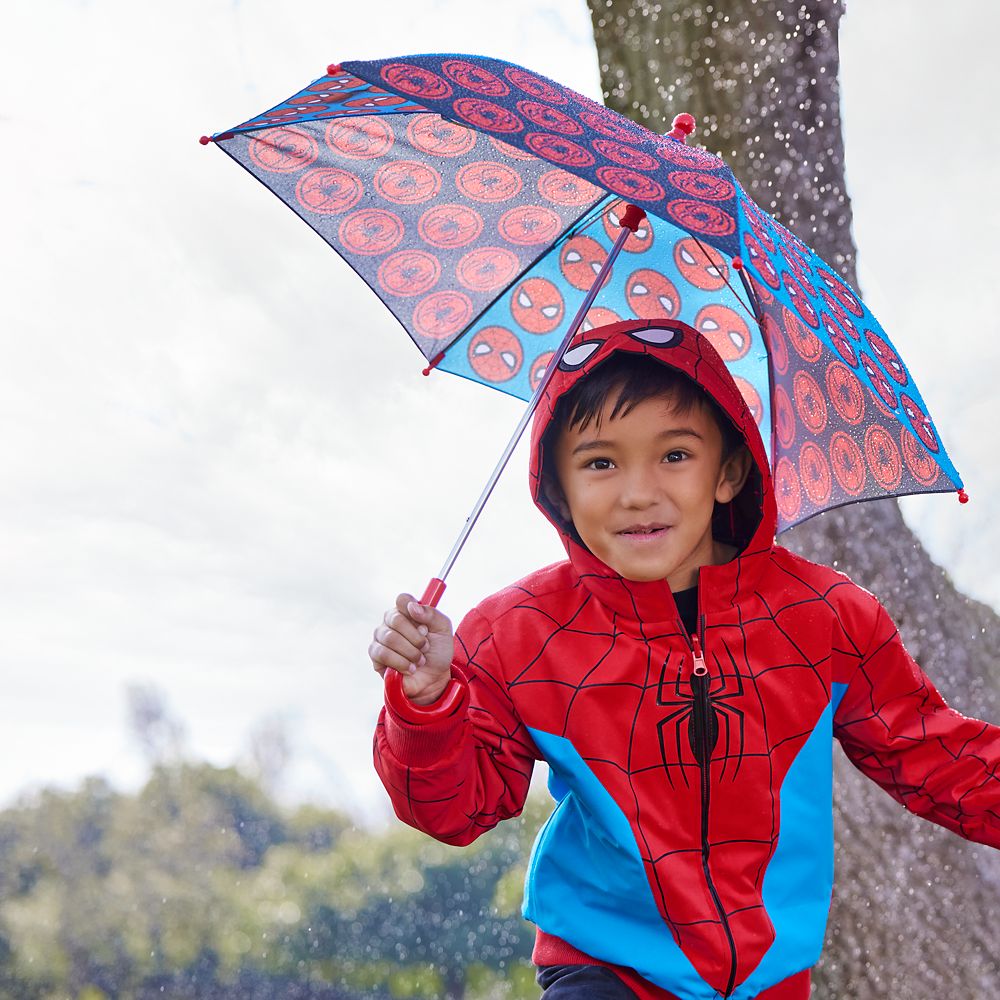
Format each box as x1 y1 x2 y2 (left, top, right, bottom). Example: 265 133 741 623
382 670 470 767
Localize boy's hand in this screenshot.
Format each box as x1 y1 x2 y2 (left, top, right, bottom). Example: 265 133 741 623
369 593 455 706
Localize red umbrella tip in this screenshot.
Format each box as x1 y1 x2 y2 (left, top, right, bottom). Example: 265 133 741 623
668 113 696 141
327 63 343 75
958 488 970 504
619 203 647 232
198 135 212 145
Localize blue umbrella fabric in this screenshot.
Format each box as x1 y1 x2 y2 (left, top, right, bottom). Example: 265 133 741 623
204 53 962 531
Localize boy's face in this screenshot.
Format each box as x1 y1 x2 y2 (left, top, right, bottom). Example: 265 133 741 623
550 390 749 591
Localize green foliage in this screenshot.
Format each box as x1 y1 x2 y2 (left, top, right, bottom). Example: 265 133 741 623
0 765 545 999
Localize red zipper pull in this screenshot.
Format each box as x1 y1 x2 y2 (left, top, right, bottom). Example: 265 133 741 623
691 634 708 677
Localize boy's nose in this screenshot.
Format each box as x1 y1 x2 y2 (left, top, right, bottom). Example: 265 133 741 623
619 467 661 508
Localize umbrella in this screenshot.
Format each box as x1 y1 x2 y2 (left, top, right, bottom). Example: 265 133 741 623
201 53 964 600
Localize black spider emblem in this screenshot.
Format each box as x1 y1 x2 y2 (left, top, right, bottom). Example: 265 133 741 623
656 647 746 787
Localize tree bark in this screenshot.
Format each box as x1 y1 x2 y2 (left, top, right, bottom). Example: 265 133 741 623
586 2 999 995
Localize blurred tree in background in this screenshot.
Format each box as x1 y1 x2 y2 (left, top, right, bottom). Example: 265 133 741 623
586 0 999 996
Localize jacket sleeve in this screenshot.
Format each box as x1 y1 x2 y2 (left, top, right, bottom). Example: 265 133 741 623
373 605 539 846
833 597 1000 848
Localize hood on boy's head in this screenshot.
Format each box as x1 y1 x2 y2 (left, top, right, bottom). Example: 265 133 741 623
529 318 777 560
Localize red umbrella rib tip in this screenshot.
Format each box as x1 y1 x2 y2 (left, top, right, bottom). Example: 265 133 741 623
327 63 343 75
958 489 970 504
668 113 696 142
199 135 212 145
422 351 446 376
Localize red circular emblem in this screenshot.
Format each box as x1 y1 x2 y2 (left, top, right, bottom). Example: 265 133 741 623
377 249 441 297
783 307 822 362
295 167 363 215
793 370 828 434
453 97 524 133
775 457 803 521
626 269 681 320
822 313 859 368
603 202 654 253
406 116 477 157
417 203 484 249
455 246 521 292
248 127 319 173
412 291 474 341
538 170 602 206
830 431 867 496
525 133 595 168
516 100 582 135
373 160 442 204
666 199 736 237
325 117 395 159
381 63 453 99
900 392 939 452
441 59 510 96
799 442 833 507
468 326 524 382
734 377 763 426
529 351 555 391
455 161 523 202
667 171 736 202
511 277 565 334
762 313 789 375
674 238 728 290
595 166 666 202
338 208 404 256
866 330 908 386
743 232 780 289
861 355 898 412
900 428 940 486
865 424 903 491
783 272 819 328
593 139 660 171
774 384 796 449
819 289 860 339
579 109 641 142
497 205 563 246
695 304 751 361
825 361 866 425
504 67 568 104
560 236 608 291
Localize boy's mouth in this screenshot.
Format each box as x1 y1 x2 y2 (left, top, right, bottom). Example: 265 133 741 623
618 523 670 538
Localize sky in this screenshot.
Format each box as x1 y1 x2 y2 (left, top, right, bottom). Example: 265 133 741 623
2 0 998 821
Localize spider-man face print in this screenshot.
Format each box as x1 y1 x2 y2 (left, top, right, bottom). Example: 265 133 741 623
783 272 818 328
866 330 909 385
529 350 555 391
511 277 564 333
626 269 681 320
819 289 859 339
603 203 654 253
900 393 940 452
861 354 898 412
560 236 609 290
581 307 622 332
694 305 751 362
742 232 780 289
674 238 728 291
468 326 523 382
822 313 859 368
817 268 865 317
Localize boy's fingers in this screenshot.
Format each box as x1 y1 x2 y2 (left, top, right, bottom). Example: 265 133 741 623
368 639 424 675
405 600 452 636
383 606 428 648
372 625 425 663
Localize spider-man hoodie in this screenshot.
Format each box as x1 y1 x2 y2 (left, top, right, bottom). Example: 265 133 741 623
374 318 1000 1000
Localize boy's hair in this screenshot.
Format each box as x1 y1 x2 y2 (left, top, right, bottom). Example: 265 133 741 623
545 352 744 459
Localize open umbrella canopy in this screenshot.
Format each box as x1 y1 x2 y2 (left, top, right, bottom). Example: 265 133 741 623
204 53 962 531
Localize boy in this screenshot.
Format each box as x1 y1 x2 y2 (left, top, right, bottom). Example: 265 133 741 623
368 318 1000 1000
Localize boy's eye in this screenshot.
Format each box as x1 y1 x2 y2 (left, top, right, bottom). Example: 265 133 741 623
587 457 615 471
664 450 687 463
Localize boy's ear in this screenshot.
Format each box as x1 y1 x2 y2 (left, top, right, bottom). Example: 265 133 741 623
542 474 573 524
715 445 753 504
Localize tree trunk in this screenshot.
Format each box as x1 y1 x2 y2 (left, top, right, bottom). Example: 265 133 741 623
586 2 999 995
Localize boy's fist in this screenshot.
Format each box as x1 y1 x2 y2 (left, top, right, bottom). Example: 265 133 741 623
369 593 455 706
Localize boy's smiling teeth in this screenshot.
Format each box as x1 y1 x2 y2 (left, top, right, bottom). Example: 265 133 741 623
619 523 669 535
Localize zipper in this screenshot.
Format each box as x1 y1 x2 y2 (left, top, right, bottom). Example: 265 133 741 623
685 614 738 998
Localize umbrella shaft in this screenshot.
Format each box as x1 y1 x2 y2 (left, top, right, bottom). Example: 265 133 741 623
434 217 638 587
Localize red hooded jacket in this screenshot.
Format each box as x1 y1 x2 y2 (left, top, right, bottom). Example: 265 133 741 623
374 319 1000 999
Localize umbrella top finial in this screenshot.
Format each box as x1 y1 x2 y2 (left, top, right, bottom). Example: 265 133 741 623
668 113 697 142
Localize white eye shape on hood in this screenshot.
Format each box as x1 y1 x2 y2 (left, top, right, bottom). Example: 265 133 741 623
559 340 604 370
627 326 680 346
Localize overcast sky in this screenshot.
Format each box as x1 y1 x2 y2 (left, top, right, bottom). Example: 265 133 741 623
3 0 998 820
